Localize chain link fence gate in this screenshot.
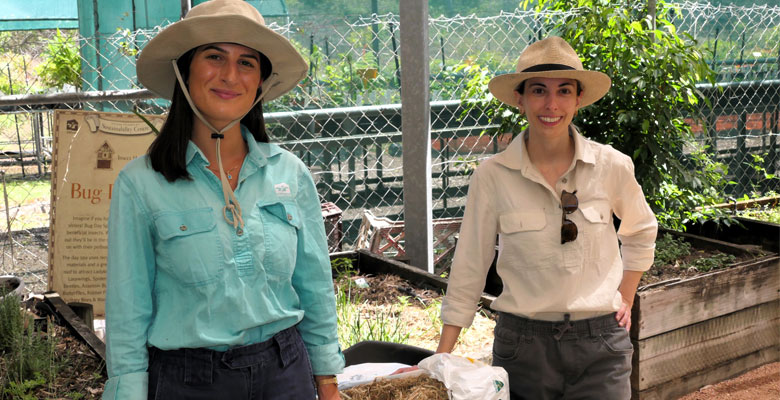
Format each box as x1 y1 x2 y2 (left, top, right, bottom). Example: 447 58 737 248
1 2 778 293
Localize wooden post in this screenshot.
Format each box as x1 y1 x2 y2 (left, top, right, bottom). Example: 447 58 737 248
400 0 433 273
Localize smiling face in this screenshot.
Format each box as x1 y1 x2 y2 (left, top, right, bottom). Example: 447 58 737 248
187 42 263 130
514 77 582 138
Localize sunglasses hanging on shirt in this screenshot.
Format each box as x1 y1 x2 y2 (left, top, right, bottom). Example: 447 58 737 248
561 190 578 244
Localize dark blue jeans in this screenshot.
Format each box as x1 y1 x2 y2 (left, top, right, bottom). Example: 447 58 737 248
493 312 633 400
148 326 316 399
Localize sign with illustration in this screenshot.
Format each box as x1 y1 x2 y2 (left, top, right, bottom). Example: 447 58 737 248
49 110 164 316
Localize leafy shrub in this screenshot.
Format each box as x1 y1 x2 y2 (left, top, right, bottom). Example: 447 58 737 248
0 292 59 397
463 0 732 230
35 29 81 90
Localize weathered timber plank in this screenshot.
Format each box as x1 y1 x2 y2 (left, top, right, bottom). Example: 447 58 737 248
636 301 779 361
633 309 778 389
632 347 779 400
43 292 106 361
634 256 779 340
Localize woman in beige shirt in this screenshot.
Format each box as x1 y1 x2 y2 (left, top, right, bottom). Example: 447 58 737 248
437 37 658 399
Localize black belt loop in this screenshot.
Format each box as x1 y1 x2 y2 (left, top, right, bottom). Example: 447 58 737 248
184 348 214 385
553 313 573 341
588 317 596 338
275 326 298 368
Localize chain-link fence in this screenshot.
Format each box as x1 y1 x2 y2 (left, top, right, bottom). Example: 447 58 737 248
1 2 778 292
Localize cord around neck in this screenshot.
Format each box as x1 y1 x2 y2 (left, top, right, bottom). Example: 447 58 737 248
171 58 280 230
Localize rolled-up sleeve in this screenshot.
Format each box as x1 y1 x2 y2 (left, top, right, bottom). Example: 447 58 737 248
103 173 156 400
611 154 657 271
291 165 345 375
441 167 498 328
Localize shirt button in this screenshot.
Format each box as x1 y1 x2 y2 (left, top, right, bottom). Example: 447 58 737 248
287 214 293 221
236 228 244 236
179 225 187 231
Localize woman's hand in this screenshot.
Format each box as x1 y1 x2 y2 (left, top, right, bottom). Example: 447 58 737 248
617 270 642 332
391 365 420 375
314 375 340 400
316 382 341 400
616 299 631 331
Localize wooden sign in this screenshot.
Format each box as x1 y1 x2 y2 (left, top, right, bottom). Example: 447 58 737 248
48 109 164 316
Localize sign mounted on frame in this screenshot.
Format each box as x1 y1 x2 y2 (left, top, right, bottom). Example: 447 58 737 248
48 110 163 316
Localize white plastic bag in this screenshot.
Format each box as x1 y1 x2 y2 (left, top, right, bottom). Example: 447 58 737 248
336 362 411 390
419 353 509 400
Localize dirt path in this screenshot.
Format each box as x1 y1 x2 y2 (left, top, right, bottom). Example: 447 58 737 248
679 362 779 400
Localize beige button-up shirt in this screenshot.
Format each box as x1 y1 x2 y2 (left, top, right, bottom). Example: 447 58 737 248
441 128 657 326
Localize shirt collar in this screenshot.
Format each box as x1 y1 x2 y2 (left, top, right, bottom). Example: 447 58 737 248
494 125 596 172
185 125 283 167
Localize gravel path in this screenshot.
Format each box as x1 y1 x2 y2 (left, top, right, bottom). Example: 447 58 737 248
679 362 779 400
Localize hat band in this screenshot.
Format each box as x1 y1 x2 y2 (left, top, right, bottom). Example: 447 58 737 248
521 63 576 72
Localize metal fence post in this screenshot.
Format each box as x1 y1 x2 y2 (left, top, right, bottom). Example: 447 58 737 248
2 171 14 260
400 0 433 272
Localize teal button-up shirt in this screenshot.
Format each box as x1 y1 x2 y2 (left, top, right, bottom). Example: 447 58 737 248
103 127 344 399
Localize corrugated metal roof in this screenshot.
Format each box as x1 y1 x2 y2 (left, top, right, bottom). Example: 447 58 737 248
0 0 78 31
1 0 288 32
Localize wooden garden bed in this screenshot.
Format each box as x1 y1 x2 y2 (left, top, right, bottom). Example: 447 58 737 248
630 231 779 399
351 228 779 399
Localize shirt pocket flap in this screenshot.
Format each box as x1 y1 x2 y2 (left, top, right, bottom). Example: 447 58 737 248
259 201 302 229
581 202 611 224
499 211 546 233
154 208 216 240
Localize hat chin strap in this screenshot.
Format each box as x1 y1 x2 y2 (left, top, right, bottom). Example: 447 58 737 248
172 59 280 230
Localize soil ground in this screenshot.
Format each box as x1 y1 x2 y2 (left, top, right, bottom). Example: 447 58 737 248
678 362 779 400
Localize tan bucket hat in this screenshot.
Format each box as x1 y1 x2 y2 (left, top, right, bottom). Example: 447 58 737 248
136 0 307 102
488 36 611 108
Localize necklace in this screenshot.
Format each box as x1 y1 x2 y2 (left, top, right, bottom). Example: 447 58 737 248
207 161 242 180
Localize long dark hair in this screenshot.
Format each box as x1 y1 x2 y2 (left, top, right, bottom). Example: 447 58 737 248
148 47 273 182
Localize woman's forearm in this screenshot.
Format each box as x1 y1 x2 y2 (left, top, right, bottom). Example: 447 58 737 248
436 324 463 353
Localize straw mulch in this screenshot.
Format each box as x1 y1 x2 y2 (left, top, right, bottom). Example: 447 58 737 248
340 374 448 400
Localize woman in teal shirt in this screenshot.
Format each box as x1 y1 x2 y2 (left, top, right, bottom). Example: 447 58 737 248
103 1 344 399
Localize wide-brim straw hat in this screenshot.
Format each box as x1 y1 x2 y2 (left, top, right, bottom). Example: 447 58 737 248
488 36 611 108
136 0 307 102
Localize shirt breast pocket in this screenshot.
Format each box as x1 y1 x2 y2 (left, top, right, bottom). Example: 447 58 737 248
258 201 301 279
498 210 557 270
499 211 546 234
579 200 612 262
153 207 222 287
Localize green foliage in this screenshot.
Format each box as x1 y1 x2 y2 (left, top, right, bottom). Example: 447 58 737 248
115 28 138 57
745 153 777 182
67 392 85 400
464 0 732 229
688 252 736 273
736 191 780 224
332 258 411 348
3 375 45 400
0 293 60 397
653 233 737 272
0 291 24 353
331 257 356 280
739 206 780 224
653 233 691 268
35 29 81 90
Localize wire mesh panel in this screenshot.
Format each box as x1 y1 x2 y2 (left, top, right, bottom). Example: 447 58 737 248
673 2 780 196
0 2 778 293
